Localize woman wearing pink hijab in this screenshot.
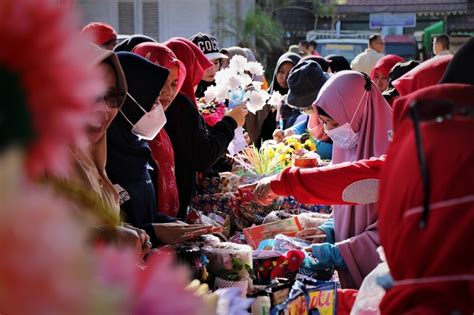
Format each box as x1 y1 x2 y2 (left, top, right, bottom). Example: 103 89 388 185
310 71 393 288
246 71 393 289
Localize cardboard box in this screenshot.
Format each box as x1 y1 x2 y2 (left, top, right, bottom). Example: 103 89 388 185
244 217 303 249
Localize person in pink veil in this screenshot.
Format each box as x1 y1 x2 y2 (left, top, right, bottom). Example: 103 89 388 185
311 70 393 288
245 71 393 289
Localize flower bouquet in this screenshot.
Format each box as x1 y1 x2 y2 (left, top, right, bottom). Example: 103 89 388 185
267 134 320 168
197 98 227 127
204 55 284 114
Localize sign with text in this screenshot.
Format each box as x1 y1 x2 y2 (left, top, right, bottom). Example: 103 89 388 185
370 13 416 28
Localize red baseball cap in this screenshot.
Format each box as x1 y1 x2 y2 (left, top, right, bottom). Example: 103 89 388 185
81 22 117 46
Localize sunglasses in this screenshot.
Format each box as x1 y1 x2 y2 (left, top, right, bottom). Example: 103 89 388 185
95 89 125 108
409 99 474 229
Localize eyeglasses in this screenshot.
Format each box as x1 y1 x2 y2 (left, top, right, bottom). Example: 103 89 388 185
409 100 474 229
95 89 125 108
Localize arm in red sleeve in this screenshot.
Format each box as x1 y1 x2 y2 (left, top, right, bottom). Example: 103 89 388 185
270 155 386 205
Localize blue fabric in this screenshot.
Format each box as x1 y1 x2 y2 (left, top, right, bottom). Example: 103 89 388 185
316 140 332 160
311 243 346 269
318 217 335 244
289 119 308 135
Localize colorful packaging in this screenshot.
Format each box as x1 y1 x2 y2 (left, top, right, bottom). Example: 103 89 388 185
244 217 303 249
271 279 337 315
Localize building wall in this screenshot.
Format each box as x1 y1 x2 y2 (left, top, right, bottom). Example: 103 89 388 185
76 0 255 47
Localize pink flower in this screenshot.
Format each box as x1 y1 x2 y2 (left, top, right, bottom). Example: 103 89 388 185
95 248 205 315
0 185 96 315
0 0 102 179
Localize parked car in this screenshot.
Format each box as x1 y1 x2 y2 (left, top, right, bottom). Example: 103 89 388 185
315 38 368 63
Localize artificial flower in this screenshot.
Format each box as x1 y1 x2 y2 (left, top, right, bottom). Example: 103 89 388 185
96 248 204 315
229 55 248 73
247 90 268 114
267 91 284 107
227 75 243 90
204 85 217 103
244 61 264 76
0 0 102 178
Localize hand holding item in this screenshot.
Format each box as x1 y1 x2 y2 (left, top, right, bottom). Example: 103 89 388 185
305 243 346 270
296 227 327 243
152 222 218 245
239 175 279 206
226 104 248 127
272 129 285 143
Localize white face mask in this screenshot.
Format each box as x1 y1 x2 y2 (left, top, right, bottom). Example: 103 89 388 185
120 93 167 140
324 122 360 149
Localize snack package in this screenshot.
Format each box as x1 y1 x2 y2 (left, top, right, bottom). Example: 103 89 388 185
244 217 303 249
202 242 253 276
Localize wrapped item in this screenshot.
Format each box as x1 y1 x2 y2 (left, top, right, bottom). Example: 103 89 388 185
273 234 312 254
298 212 332 229
202 242 253 276
350 247 390 315
244 217 303 249
278 196 332 214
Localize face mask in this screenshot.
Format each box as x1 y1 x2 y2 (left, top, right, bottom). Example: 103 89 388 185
324 122 359 149
120 93 167 140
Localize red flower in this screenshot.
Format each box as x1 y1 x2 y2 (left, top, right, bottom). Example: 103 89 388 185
0 0 102 178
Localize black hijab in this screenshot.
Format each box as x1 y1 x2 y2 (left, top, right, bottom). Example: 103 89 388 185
106 52 168 228
325 54 351 73
114 34 156 52
268 52 301 94
300 55 330 72
440 37 474 85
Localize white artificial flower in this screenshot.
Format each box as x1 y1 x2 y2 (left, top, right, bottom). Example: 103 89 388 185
244 61 264 76
204 85 217 103
246 90 268 114
214 84 229 102
251 81 263 90
239 73 253 89
267 91 284 107
229 55 248 73
227 75 242 90
214 68 233 86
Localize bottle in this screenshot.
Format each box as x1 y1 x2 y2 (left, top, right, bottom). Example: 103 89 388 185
251 291 271 315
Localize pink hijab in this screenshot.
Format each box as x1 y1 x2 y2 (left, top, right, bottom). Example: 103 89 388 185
163 37 212 107
314 70 393 288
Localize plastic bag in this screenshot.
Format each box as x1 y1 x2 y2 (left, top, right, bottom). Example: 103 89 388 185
350 247 390 315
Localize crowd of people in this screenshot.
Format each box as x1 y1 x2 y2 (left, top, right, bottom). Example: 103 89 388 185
1 2 473 313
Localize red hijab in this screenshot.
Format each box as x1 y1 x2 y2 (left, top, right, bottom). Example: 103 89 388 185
392 55 452 97
163 37 212 107
132 42 183 217
379 84 474 313
369 54 404 80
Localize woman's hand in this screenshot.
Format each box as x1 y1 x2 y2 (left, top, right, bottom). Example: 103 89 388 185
152 222 217 245
296 228 327 244
226 104 248 127
239 175 279 206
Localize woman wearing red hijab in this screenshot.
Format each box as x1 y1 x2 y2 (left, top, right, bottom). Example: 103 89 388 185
370 54 404 92
148 38 248 219
163 38 212 108
132 43 185 217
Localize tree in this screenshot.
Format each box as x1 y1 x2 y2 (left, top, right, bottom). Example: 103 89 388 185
213 7 285 63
